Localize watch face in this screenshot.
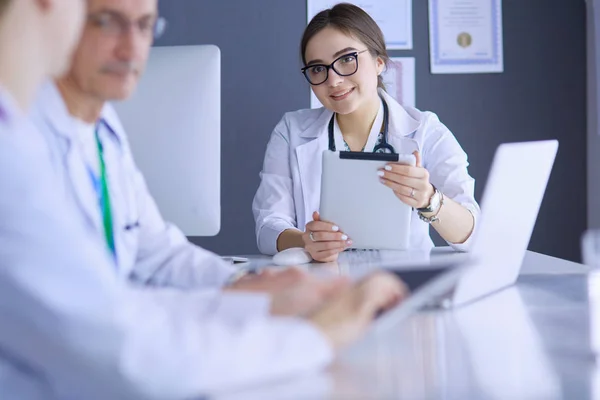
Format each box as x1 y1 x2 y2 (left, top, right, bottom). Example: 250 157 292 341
430 190 441 210
418 188 441 213
419 190 440 213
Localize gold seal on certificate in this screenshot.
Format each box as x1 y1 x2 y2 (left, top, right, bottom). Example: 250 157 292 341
457 32 473 48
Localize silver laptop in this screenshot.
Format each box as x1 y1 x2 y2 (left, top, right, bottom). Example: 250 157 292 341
372 140 559 328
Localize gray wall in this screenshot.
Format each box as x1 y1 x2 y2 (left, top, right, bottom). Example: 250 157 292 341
156 0 587 262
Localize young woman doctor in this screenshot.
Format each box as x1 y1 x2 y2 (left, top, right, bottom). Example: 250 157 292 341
254 3 480 262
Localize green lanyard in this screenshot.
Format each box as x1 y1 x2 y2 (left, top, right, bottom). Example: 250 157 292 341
95 125 116 257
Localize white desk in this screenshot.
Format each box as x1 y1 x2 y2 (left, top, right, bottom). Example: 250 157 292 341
236 249 592 276
216 251 597 399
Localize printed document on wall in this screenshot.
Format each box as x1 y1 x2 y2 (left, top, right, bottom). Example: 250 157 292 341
310 57 416 109
429 0 504 74
307 0 413 50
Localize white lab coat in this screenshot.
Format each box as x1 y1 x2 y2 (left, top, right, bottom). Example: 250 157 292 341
253 89 480 255
0 87 333 399
30 82 234 289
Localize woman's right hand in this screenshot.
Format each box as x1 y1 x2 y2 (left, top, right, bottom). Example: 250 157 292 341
303 212 352 263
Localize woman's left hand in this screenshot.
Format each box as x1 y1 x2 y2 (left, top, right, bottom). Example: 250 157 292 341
378 151 434 209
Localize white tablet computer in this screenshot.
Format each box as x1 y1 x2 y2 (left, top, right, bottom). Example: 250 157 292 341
320 151 416 250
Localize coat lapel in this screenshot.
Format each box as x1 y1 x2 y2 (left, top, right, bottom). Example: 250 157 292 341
380 90 422 155
295 133 329 228
34 82 103 232
294 108 332 229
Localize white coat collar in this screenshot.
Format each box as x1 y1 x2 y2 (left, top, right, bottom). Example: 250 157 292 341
31 81 104 235
100 102 128 144
35 81 125 145
0 85 23 124
298 89 420 139
379 89 421 138
298 107 333 139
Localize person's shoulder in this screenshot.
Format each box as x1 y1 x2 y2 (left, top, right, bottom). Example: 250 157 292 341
0 121 51 188
399 105 468 161
401 105 443 126
29 80 67 124
399 105 455 144
275 107 329 137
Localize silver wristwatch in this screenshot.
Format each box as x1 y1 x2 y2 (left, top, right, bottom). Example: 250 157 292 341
417 185 443 223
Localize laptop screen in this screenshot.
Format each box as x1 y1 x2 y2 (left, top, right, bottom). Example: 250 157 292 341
387 267 453 292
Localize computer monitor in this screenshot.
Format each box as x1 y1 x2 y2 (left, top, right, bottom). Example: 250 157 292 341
113 45 221 236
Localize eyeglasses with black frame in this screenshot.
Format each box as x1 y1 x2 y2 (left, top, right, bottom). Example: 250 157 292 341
301 49 369 86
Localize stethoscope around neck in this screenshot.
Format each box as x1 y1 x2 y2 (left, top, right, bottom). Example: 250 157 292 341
327 97 396 154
